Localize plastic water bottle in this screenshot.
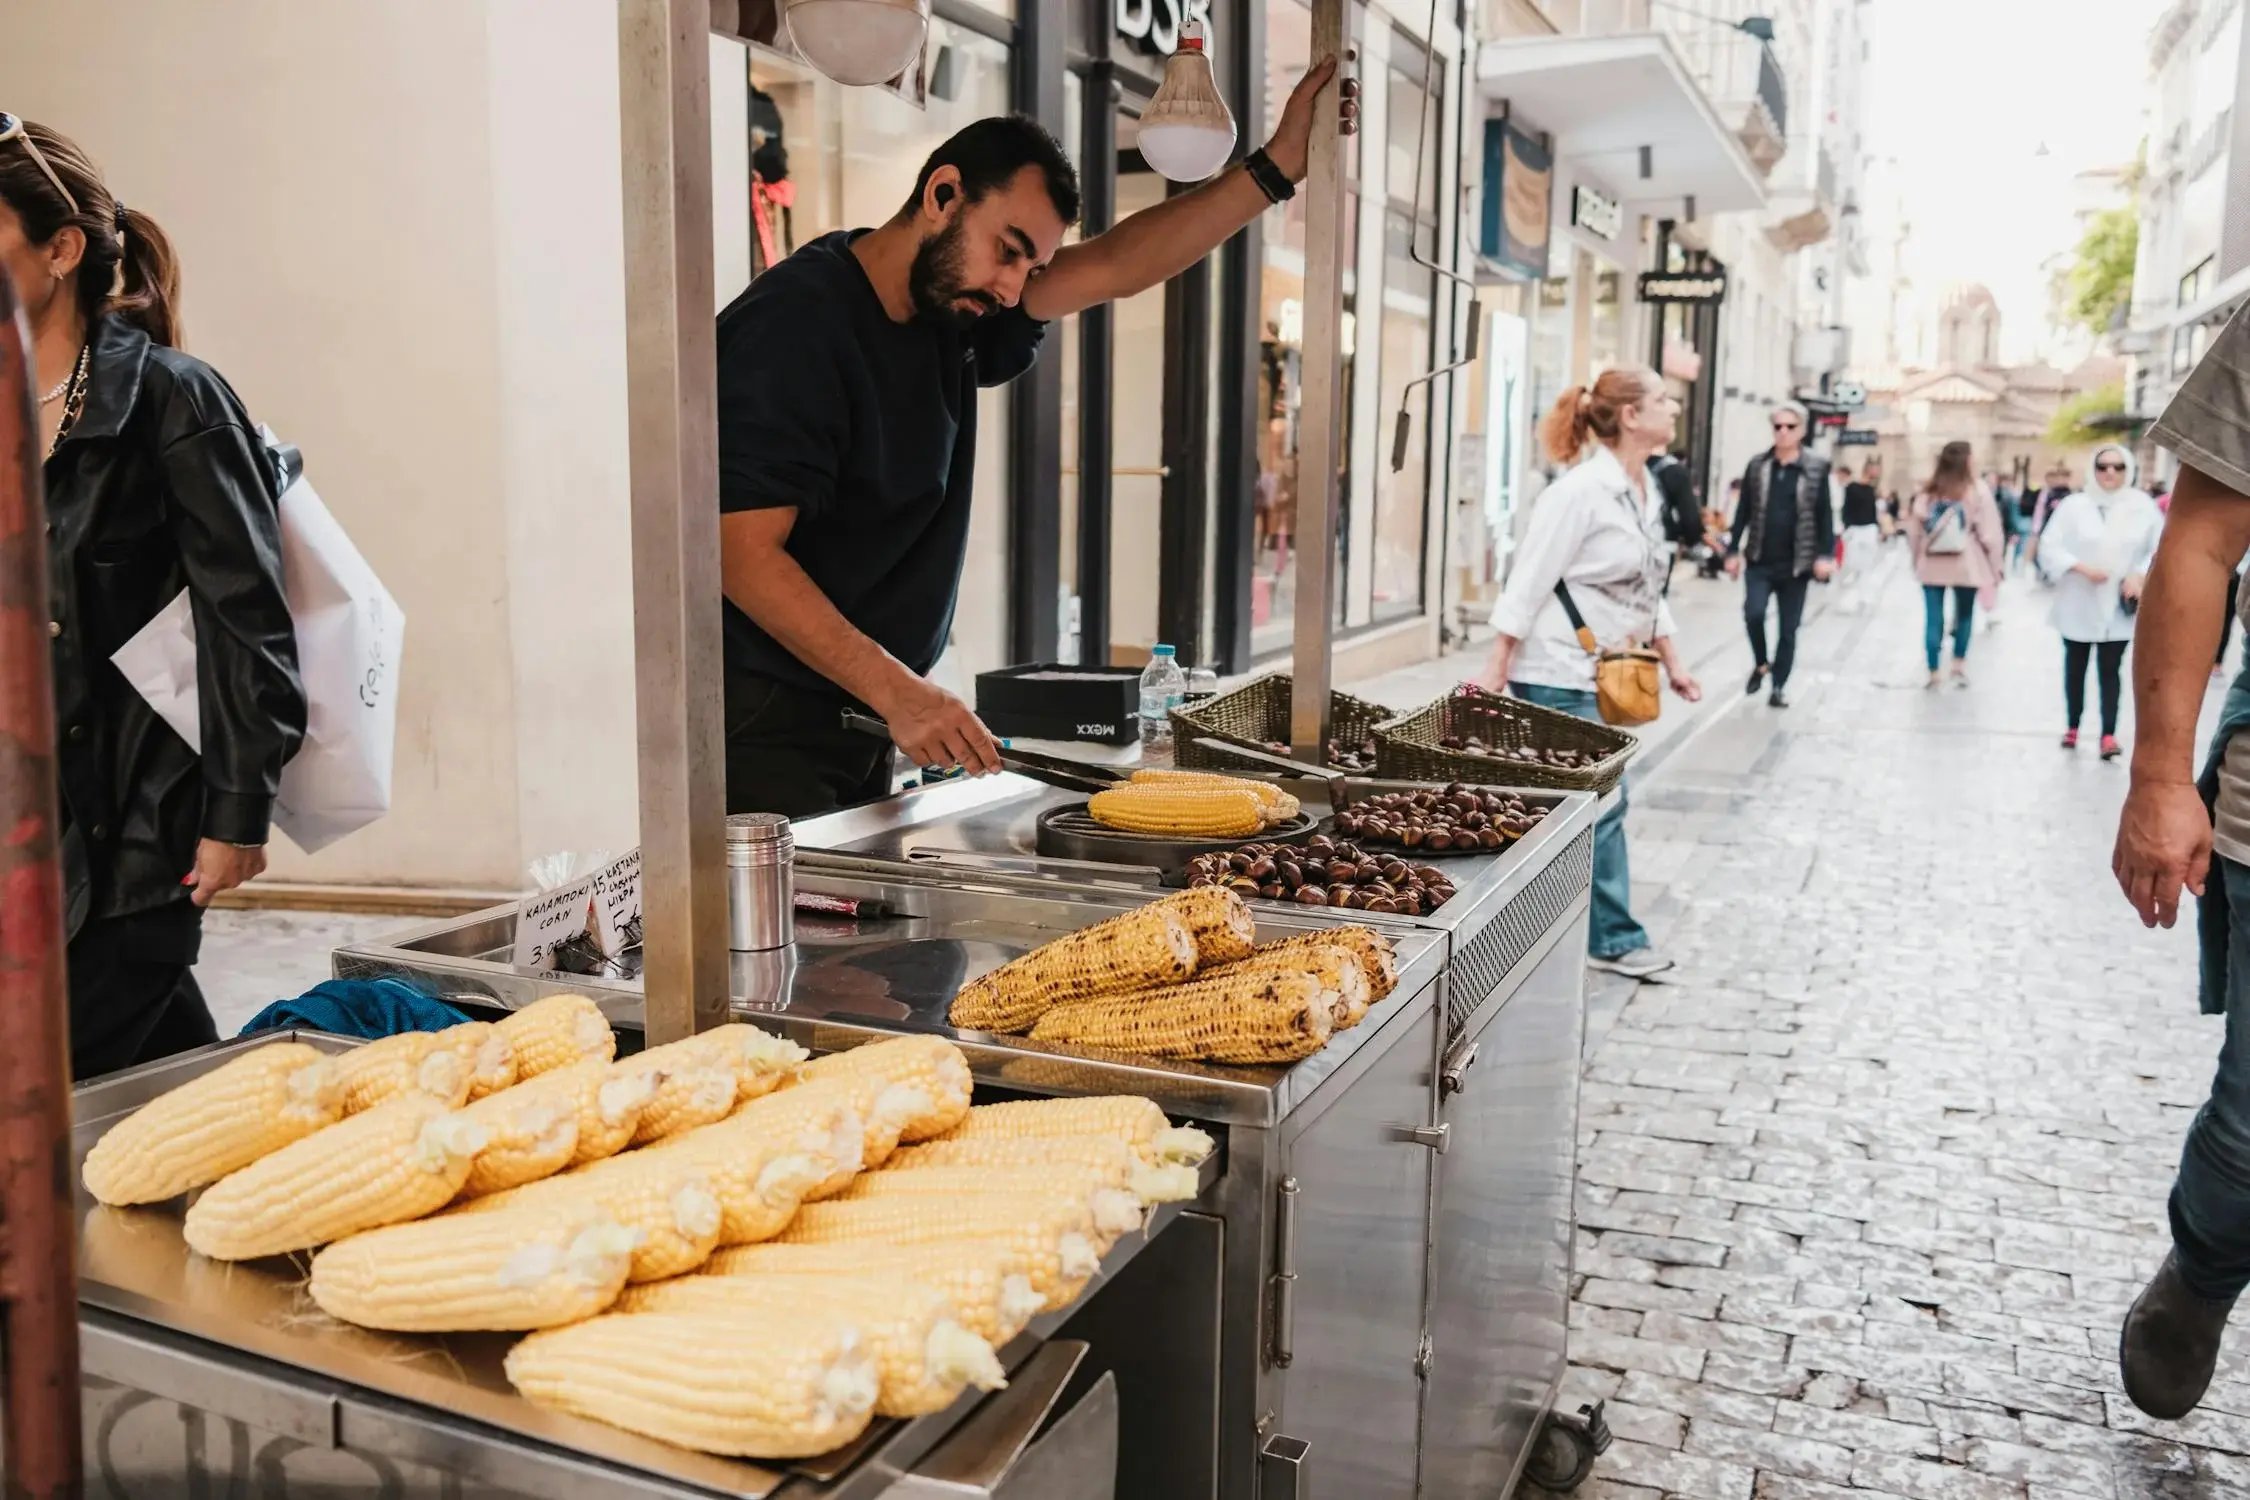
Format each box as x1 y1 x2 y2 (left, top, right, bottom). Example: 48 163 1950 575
1138 645 1187 761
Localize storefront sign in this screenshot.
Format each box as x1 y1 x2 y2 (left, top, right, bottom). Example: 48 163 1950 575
1478 119 1552 281
1637 270 1729 305
1837 429 1879 447
1831 380 1867 408
1571 185 1622 241
1115 0 1215 55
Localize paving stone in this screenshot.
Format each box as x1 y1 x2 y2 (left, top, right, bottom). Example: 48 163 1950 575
1582 1277 1726 1319
1598 1437 1757 1500
1573 1331 1709 1382
1640 1310 1793 1361
1940 1364 2106 1424
1602 1232 1734 1268
1616 1370 1783 1430
1771 1400 1947 1458
1684 1418 1856 1485
1603 1400 1689 1450
1847 1451 2032 1500
1752 1478 1915 1500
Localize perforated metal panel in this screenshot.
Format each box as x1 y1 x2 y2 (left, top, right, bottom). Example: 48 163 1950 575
1447 830 1592 1033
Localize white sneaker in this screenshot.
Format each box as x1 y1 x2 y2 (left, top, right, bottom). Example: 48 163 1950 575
1589 948 1676 981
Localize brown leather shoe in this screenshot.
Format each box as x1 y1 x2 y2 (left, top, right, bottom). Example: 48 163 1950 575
2120 1251 2239 1419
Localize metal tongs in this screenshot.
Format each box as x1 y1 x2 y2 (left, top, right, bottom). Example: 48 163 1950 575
840 710 1126 796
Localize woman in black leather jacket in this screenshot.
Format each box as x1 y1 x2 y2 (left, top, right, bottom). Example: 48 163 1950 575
0 116 304 1077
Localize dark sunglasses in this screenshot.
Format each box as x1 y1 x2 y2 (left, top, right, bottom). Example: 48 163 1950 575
0 113 78 215
1772 421 1801 432
2094 461 2128 473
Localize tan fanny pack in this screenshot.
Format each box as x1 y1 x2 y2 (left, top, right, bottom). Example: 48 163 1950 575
1553 582 1661 726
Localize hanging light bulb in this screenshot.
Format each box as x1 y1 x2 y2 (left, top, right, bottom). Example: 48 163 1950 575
783 0 930 88
1137 19 1238 183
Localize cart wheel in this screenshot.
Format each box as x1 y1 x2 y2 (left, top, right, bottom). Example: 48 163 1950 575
1524 1401 1610 1493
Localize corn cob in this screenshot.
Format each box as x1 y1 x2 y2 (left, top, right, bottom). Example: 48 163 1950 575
332 1030 475 1116
841 1163 1147 1238
441 1020 518 1100
1128 769 1300 826
659 1022 808 1103
82 1042 343 1207
1151 885 1258 965
506 1307 879 1459
773 1191 1108 1310
451 1147 723 1282
615 1274 1006 1418
182 1097 488 1260
727 1077 877 1201
513 1057 659 1168
493 993 614 1078
700 1240 1044 1346
886 1133 1201 1203
948 905 1198 1033
1206 942 1369 1031
308 1204 638 1331
1087 784 1265 838
454 1087 580 1199
638 1088 860 1242
1247 926 1399 1006
946 1096 1216 1168
1029 968 1336 1065
799 1035 973 1143
622 1059 739 1147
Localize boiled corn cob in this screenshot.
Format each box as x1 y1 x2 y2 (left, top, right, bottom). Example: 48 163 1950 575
621 1057 739 1147
515 1057 659 1168
948 905 1198 1033
728 1077 879 1200
841 1163 1147 1238
885 1133 1201 1203
799 1035 973 1143
452 1148 723 1281
1248 926 1399 1006
638 1087 861 1242
946 1096 1216 1167
1208 942 1368 1031
82 1042 343 1207
1087 784 1264 838
308 1204 638 1331
493 993 614 1078
700 1240 1044 1346
455 1087 580 1199
670 1022 807 1103
1029 968 1336 1065
1151 885 1258 965
333 1030 474 1116
614 1274 1005 1418
182 1096 488 1261
442 1020 519 1100
773 1190 1107 1310
506 1307 879 1459
1128 769 1300 827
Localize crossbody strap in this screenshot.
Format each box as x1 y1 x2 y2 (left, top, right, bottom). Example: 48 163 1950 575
1551 581 1601 657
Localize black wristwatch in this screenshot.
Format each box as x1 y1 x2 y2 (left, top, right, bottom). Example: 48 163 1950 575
1243 147 1295 205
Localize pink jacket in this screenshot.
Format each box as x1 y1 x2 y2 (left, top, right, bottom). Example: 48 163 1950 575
1909 489 2006 590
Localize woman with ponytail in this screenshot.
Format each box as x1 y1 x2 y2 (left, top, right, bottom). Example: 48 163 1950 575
0 114 303 1077
1478 367 1702 982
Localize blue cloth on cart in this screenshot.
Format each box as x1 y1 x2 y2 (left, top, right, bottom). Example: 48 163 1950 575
236 979 472 1040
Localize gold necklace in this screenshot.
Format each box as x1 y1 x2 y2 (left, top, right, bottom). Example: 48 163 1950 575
46 343 91 459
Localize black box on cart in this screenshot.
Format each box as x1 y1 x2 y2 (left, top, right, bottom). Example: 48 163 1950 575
976 663 1144 746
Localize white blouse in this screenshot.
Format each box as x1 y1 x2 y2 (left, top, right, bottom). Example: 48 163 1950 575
1491 445 1678 692
2037 490 2163 643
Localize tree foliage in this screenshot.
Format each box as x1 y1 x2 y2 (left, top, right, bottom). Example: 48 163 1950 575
2059 208 2139 338
2048 382 2128 448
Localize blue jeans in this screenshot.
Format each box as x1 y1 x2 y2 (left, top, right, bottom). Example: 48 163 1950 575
1510 683 1649 959
2173 857 2250 1299
1922 584 1977 672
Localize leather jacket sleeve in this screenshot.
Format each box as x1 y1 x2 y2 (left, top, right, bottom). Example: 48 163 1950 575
162 420 306 845
1729 458 1761 553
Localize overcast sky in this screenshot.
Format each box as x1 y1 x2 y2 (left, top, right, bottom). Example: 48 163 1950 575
1862 0 2167 363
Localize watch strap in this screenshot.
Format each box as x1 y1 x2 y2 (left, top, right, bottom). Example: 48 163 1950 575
1243 147 1295 205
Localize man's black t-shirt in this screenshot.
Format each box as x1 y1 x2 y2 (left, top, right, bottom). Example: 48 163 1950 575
1842 481 1879 529
716 230 1045 695
1760 463 1802 570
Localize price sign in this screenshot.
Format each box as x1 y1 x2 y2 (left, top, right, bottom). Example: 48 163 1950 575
511 875 596 971
591 849 644 958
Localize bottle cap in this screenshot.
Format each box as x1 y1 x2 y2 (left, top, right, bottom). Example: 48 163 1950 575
1153 644 1177 657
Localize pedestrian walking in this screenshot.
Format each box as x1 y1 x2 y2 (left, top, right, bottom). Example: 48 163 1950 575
0 116 306 1079
1479 367 1702 982
1908 441 2006 688
1837 463 1882 610
1725 402 1837 708
2110 297 2250 1420
2037 444 2162 758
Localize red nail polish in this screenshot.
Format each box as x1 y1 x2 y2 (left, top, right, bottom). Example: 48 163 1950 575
181 874 196 885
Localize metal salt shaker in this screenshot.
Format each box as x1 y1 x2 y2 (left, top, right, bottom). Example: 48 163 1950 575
726 813 795 952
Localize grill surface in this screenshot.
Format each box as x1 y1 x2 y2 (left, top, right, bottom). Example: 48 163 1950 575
1034 805 1322 871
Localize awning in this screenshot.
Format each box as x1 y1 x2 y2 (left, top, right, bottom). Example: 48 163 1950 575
1477 32 1768 216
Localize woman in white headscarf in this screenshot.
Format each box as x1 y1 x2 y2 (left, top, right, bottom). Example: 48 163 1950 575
2037 443 2164 759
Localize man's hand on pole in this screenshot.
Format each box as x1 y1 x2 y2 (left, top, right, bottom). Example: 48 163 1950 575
1263 55 1362 184
873 676 1003 776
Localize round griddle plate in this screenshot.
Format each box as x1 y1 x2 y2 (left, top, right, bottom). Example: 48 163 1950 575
1035 804 1321 871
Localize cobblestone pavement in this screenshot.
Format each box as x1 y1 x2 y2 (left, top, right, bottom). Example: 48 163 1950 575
1531 554 2250 1500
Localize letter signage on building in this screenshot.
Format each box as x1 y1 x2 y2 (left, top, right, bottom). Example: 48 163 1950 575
1636 271 1729 305
1116 0 1215 55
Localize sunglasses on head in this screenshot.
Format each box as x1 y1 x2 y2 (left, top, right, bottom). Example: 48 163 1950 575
0 113 78 216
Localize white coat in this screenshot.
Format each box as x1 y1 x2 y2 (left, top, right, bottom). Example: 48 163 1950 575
2038 446 2164 644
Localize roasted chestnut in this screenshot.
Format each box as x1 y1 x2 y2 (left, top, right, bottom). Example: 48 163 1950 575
1295 885 1329 907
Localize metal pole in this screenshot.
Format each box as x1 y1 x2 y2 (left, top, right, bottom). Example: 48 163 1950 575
618 0 731 1044
1288 0 1349 761
0 268 84 1494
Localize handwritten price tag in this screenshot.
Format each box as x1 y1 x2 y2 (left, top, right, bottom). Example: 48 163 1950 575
512 875 596 971
590 849 643 958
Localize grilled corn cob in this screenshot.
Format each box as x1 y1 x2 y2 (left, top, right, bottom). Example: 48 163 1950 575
82 1042 343 1207
1149 884 1259 964
1087 784 1265 838
506 1308 879 1459
700 1240 1044 1346
308 1205 638 1331
454 1088 579 1199
452 1148 723 1281
1248 925 1399 1006
841 1163 1147 1237
332 1030 475 1116
615 1274 1006 1418
642 1088 861 1242
799 1035 973 1143
948 905 1198 1033
182 1097 488 1260
885 1133 1201 1203
946 1096 1216 1167
1030 967 1336 1065
493 993 614 1078
773 1190 1108 1310
442 1020 518 1100
1128 769 1300 826
1207 942 1369 1030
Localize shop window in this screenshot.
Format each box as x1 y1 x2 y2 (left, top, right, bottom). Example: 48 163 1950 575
1369 56 1444 624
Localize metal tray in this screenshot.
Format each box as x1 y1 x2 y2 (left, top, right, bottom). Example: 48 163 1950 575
1033 803 1320 867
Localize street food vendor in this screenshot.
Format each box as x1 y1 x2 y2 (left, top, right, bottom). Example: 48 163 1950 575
718 60 1354 817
